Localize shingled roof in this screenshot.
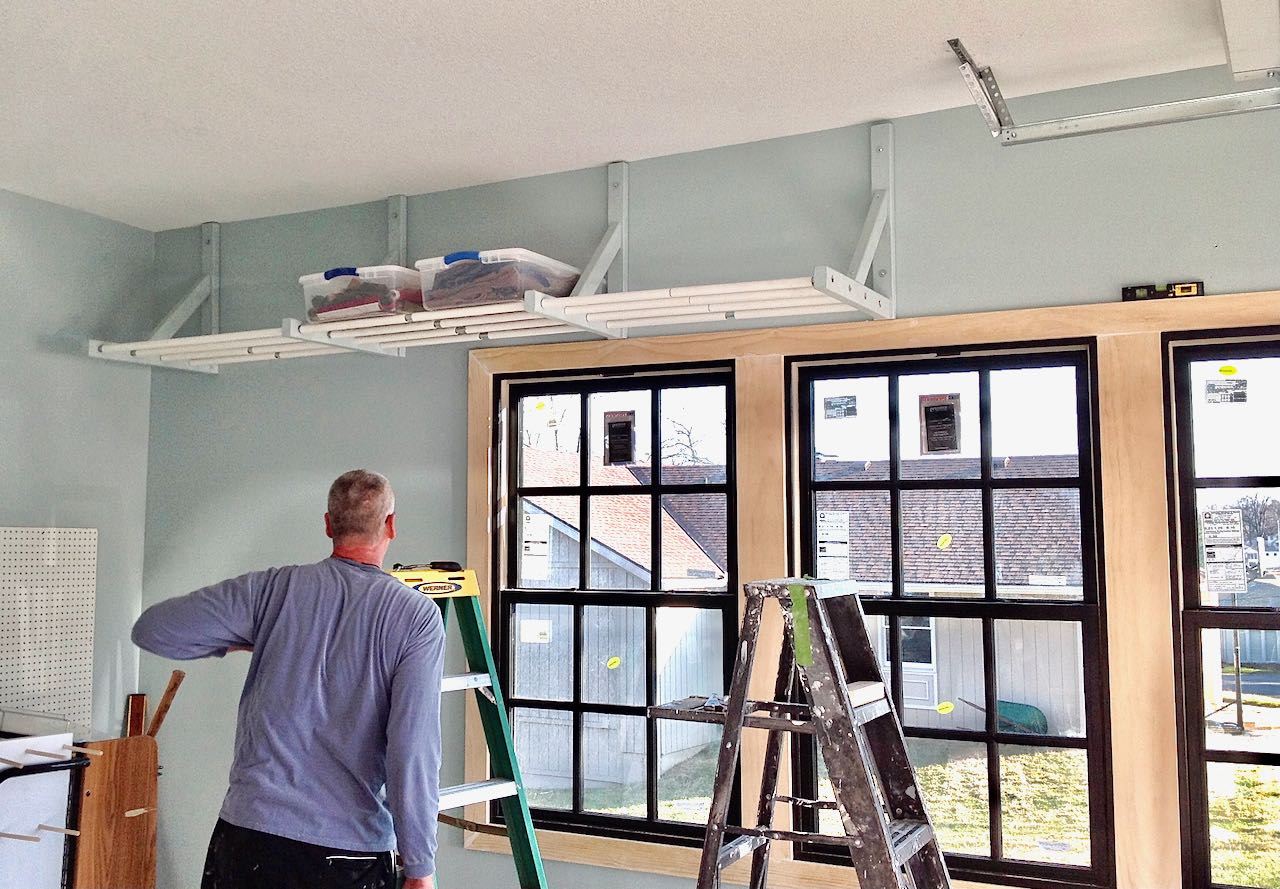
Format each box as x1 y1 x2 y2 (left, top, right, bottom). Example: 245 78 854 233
522 449 724 583
520 449 1083 590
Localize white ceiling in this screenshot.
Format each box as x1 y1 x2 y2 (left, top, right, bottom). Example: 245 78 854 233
1 0 1228 231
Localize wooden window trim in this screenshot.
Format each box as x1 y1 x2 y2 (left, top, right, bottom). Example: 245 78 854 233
466 290 1280 889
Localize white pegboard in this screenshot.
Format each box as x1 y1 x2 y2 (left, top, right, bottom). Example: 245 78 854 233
0 527 96 727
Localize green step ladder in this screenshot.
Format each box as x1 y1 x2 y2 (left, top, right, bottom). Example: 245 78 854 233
392 563 547 889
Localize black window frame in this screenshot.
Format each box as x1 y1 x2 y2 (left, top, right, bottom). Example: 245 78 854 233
788 341 1116 889
1165 329 1280 889
491 362 740 844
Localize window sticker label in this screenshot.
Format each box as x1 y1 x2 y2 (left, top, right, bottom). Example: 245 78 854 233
816 509 850 580
823 395 858 419
519 618 552 644
920 393 961 454
1205 379 1247 404
1201 509 1244 548
603 410 636 465
1201 508 1247 596
522 512 551 580
1205 563 1248 596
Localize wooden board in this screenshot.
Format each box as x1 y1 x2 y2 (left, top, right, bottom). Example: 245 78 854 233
464 291 1280 886
74 736 158 889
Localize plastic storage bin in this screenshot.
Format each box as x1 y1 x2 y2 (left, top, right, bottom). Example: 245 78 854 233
415 249 580 310
298 265 424 322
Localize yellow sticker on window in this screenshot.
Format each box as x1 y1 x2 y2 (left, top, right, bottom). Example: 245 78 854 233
937 701 955 715
535 400 547 410
937 533 953 550
1219 365 1238 376
606 656 621 670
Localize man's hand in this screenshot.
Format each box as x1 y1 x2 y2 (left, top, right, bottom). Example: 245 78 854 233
227 644 253 653
403 877 434 889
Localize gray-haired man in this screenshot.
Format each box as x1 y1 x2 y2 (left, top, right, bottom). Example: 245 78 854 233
133 470 444 889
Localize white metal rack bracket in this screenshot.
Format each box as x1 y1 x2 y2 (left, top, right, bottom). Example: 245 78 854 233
384 195 408 266
814 122 895 320
88 221 223 373
524 160 631 339
150 221 222 341
949 37 1280 145
280 319 405 357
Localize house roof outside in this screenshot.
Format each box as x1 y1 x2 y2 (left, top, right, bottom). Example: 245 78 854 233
521 448 1084 592
522 449 724 586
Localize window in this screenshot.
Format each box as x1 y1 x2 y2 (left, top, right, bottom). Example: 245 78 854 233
496 367 736 842
794 346 1113 889
1169 338 1280 889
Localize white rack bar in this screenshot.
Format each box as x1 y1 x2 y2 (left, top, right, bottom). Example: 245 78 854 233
90 267 891 372
281 318 404 358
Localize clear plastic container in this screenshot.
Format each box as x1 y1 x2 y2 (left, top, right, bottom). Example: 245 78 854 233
298 265 423 322
416 249 580 309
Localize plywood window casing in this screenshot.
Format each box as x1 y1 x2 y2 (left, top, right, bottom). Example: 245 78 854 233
467 290 1280 889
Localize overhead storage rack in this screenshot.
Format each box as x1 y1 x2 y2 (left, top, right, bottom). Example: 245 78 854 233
89 126 897 374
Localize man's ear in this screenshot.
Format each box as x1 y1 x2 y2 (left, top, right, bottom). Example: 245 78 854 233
324 513 335 539
386 513 397 541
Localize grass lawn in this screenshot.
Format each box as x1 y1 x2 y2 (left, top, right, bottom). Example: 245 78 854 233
1207 763 1280 888
528 741 1279 885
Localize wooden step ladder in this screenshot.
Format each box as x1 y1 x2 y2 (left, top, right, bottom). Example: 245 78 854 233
391 563 547 889
650 578 951 889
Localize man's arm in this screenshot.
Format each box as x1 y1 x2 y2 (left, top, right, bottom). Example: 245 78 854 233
384 602 446 885
131 569 276 659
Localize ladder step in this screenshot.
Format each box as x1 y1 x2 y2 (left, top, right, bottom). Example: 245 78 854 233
888 819 934 866
438 778 519 810
441 672 493 693
716 833 767 870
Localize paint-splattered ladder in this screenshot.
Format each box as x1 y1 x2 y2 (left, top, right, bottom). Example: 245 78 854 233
650 578 951 889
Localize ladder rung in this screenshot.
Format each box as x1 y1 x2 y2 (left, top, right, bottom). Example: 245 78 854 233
853 697 893 726
441 672 493 693
774 794 839 810
716 833 767 869
888 819 934 865
438 778 518 810
649 696 817 734
727 826 850 846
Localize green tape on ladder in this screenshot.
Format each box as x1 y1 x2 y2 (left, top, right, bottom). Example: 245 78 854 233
788 583 813 666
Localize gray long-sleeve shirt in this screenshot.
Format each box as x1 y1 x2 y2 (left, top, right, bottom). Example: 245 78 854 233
132 556 444 879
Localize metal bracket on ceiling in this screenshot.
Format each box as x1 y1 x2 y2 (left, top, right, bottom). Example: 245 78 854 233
147 222 222 341
524 160 630 338
815 122 896 319
949 37 1280 145
383 195 408 267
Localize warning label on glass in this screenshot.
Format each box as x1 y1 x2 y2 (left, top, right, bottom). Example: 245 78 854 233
1205 563 1248 596
920 394 961 455
1206 379 1247 403
816 510 850 580
823 395 858 419
1201 509 1244 547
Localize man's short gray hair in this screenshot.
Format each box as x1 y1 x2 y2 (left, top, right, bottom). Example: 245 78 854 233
327 470 395 541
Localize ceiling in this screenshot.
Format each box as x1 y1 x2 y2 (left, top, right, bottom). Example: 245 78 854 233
1 0 1228 231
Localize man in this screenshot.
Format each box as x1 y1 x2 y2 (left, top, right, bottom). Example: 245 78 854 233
133 470 443 889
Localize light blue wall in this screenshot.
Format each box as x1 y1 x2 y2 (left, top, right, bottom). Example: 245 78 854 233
139 64 1280 888
0 188 157 736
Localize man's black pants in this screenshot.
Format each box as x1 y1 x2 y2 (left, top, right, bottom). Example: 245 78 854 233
201 819 397 889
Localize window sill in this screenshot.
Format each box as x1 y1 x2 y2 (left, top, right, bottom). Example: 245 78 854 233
463 824 1031 889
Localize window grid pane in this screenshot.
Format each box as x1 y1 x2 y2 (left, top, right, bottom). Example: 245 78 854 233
502 371 735 839
1175 344 1280 889
798 352 1105 883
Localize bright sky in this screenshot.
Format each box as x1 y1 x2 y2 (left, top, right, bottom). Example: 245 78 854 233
521 385 728 466
1190 357 1280 479
814 366 1080 462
